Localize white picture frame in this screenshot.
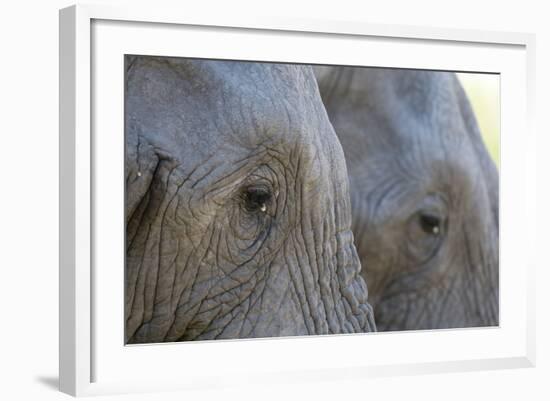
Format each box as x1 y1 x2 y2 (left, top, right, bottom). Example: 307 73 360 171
59 3 536 397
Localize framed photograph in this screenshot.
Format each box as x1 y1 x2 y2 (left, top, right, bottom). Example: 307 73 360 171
59 4 536 397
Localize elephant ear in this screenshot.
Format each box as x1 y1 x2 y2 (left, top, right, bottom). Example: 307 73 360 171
453 76 499 229
125 125 159 228
124 56 172 233
126 56 154 228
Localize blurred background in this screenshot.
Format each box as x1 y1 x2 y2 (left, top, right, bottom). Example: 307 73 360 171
456 73 500 168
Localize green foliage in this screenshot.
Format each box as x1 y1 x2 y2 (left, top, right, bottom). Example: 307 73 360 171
457 73 500 168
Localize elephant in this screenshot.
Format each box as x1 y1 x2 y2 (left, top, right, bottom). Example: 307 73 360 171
315 66 499 331
124 56 376 343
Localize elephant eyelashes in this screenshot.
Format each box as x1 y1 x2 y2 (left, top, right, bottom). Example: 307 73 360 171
241 185 272 214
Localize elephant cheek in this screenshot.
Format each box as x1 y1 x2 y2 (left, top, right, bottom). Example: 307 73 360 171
267 210 375 336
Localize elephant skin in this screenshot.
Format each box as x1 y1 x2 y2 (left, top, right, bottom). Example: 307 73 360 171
315 66 499 331
125 56 376 343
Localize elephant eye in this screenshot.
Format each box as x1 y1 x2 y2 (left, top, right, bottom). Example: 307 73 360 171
404 195 447 264
241 185 272 213
419 213 441 236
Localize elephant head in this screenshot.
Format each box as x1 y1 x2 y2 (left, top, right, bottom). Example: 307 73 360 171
125 56 375 343
316 66 499 331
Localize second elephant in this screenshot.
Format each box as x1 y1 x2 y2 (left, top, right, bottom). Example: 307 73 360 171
316 66 499 331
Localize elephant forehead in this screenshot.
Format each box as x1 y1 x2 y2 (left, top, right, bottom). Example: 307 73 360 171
362 75 473 167
127 57 327 152
126 57 344 191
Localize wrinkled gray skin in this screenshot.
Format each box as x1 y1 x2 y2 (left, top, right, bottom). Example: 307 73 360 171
315 66 499 331
125 56 375 343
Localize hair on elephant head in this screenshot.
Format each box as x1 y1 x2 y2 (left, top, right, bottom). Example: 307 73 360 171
125 56 375 343
315 66 499 331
